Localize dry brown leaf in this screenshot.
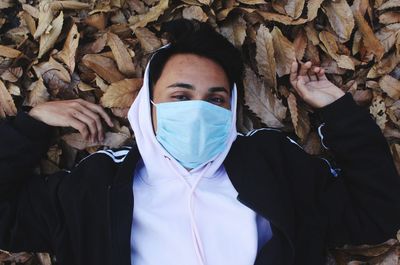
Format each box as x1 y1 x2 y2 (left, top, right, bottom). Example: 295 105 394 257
51 1 91 10
287 92 310 142
307 0 324 21
293 29 308 61
1 67 23 82
237 0 265 4
379 75 400 100
134 27 162 53
271 26 296 77
257 11 308 25
21 11 37 36
85 12 107 30
182 6 208 22
322 0 355 43
284 0 305 19
54 23 79 73
33 57 71 95
24 78 49 107
62 132 130 150
82 54 125 83
379 12 400 24
107 32 136 76
377 0 400 11
22 4 39 18
0 45 22 58
129 0 169 31
38 11 64 59
319 31 355 70
34 0 54 39
0 0 14 9
243 67 286 128
0 79 17 118
220 16 247 48
100 78 143 108
368 52 400 78
256 24 277 90
375 23 400 54
7 84 21 96
369 93 388 130
352 4 385 60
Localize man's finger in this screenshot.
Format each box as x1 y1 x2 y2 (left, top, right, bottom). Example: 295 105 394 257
68 118 90 141
77 99 114 127
75 104 105 142
70 110 98 142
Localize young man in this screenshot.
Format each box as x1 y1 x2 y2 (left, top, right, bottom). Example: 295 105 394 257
1 19 399 265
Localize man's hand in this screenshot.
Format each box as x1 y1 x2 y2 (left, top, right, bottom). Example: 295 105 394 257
28 99 114 143
289 60 345 108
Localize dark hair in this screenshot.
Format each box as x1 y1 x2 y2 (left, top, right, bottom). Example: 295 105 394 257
148 19 244 97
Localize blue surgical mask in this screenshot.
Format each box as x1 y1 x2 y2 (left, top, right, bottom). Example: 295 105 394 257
151 100 232 169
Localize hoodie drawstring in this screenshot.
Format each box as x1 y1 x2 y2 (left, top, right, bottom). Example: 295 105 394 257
165 157 212 265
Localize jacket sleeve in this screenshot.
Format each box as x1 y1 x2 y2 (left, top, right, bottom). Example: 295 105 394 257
0 111 66 253
281 92 400 247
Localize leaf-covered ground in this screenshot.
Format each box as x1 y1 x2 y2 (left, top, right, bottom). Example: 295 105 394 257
0 0 400 264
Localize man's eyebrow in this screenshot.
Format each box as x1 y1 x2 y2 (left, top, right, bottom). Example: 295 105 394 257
208 87 229 94
167 83 194 89
167 83 228 94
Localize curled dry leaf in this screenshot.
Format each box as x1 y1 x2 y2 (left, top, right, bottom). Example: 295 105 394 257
375 23 400 54
243 67 286 128
100 78 143 108
287 92 310 142
322 0 355 43
284 0 305 19
107 32 136 76
33 57 71 95
369 93 388 130
377 0 400 11
34 0 54 39
0 79 17 118
129 0 169 30
257 11 308 25
352 4 385 60
220 16 247 48
0 45 22 58
256 24 277 90
1 67 23 82
307 0 324 21
379 75 400 100
182 5 208 22
24 78 49 107
271 26 296 77
54 23 79 73
82 54 125 83
134 27 162 53
38 11 64 59
293 29 308 61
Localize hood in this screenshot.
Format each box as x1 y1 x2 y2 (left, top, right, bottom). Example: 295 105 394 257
127 44 238 181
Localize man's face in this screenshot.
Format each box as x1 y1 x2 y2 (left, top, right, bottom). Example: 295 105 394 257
151 53 231 132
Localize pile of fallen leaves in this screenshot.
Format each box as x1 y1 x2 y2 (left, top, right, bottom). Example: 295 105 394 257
0 0 399 264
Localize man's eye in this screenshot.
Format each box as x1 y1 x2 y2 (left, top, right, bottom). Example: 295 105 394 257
209 97 224 104
172 95 189 101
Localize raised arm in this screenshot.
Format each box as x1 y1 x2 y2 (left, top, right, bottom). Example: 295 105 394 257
286 61 400 246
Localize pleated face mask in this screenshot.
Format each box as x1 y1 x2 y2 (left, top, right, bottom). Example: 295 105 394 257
151 99 232 169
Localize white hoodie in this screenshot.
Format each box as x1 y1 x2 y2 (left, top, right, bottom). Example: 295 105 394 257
127 46 273 265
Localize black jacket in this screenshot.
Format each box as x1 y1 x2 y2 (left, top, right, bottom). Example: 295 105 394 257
1 92 400 265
